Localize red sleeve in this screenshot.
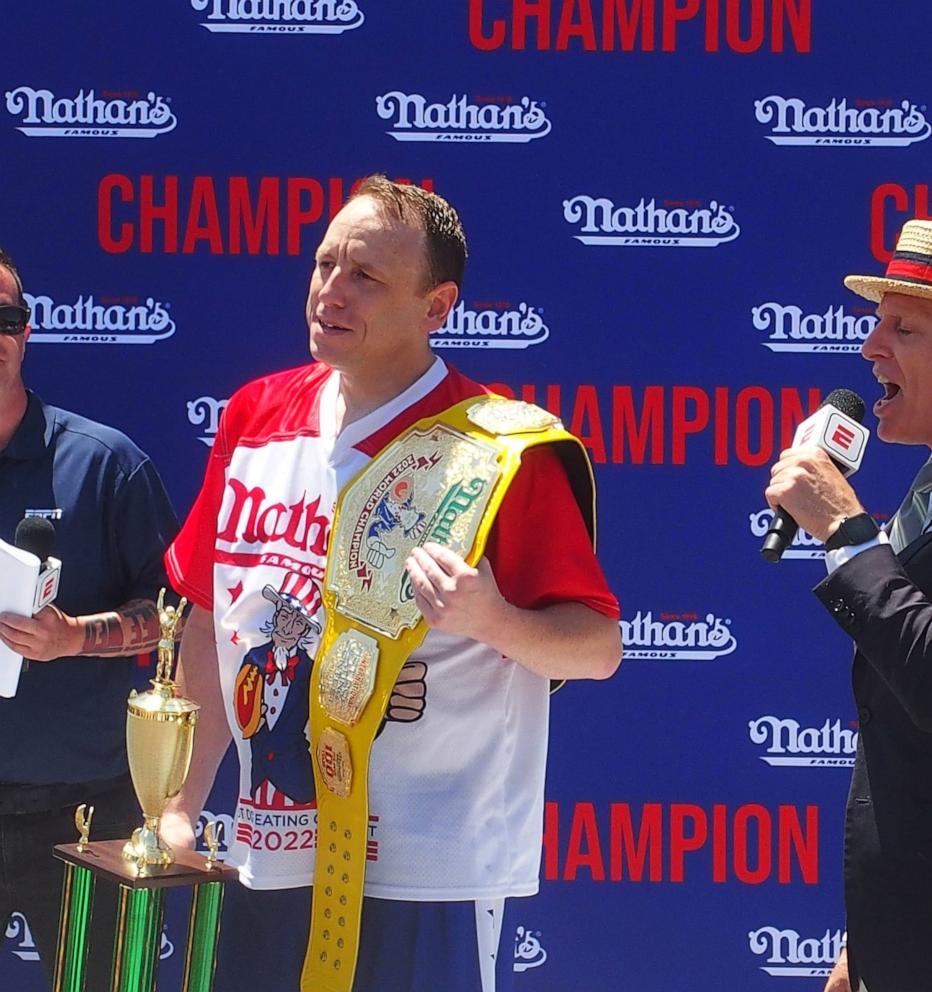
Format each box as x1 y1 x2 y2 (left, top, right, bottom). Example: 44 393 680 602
484 445 619 619
165 412 232 612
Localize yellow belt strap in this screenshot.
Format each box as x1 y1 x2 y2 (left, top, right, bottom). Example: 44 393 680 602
301 396 594 992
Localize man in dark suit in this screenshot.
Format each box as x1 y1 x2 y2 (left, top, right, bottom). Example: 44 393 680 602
766 218 932 992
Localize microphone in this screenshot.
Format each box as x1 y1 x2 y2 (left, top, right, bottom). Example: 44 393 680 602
761 388 870 563
14 517 62 613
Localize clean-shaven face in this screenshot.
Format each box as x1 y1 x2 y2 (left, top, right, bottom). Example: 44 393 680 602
861 292 932 446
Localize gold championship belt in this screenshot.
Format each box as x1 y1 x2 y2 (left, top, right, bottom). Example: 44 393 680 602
301 396 596 992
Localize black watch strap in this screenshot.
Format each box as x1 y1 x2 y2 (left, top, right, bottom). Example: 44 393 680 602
824 513 880 551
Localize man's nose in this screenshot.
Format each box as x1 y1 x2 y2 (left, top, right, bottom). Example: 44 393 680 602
318 267 346 306
861 314 892 360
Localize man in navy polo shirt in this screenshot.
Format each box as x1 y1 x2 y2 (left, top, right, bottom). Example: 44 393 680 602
0 248 178 989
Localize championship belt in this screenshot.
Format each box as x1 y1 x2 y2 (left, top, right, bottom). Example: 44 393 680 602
300 396 595 992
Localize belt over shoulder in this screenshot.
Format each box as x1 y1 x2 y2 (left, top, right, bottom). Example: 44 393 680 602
301 395 595 992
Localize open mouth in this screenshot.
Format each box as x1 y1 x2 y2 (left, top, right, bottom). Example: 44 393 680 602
316 318 351 334
875 379 901 412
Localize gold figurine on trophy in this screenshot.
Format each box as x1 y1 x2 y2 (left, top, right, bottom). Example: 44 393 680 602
122 589 199 868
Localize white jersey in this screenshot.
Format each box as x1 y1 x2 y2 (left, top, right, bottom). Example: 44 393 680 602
168 357 616 899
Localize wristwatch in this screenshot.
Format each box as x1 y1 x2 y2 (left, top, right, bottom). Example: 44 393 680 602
824 513 880 551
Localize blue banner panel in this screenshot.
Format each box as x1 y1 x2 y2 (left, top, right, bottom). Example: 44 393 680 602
2 2 930 989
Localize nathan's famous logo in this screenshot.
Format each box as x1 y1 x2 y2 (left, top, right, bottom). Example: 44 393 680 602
749 716 857 768
1 909 175 963
433 301 549 350
5 87 176 138
424 478 487 547
563 196 739 247
513 926 547 973
24 293 175 344
188 396 230 446
196 811 234 853
749 508 822 559
190 0 364 33
748 926 842 978
4 913 38 962
619 610 736 660
376 92 551 143
755 95 931 146
754 302 877 353
218 480 331 558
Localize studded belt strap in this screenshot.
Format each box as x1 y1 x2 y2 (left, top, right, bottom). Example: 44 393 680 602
300 396 595 992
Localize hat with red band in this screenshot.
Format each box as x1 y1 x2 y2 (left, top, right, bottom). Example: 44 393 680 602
845 219 932 304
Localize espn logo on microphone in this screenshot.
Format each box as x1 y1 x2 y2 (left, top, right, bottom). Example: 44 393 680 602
33 558 61 613
792 407 868 476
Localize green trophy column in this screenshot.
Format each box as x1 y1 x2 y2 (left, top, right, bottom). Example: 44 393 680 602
182 881 225 992
111 886 165 992
53 863 96 992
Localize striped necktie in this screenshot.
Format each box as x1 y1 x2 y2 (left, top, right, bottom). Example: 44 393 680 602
888 455 932 553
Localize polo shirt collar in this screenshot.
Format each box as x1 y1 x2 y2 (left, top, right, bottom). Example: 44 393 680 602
2 391 51 461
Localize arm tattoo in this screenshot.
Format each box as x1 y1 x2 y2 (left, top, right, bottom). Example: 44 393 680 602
80 598 163 657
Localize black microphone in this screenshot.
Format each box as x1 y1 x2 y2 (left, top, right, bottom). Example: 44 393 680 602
761 388 869 563
14 517 56 564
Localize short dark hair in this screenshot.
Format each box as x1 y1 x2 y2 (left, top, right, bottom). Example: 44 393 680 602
350 176 468 291
0 248 25 306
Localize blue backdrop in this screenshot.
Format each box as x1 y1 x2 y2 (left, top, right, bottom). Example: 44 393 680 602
3 2 931 988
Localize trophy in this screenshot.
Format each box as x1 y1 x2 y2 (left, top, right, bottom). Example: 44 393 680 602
53 590 238 992
122 589 198 868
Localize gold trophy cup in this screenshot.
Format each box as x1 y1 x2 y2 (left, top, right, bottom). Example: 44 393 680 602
54 588 236 992
122 590 199 868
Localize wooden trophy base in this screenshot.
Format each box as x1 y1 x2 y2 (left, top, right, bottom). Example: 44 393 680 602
54 840 239 889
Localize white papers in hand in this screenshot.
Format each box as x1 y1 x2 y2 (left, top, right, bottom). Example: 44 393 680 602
0 537 40 697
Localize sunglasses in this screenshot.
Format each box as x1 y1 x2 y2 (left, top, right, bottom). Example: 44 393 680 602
0 304 30 335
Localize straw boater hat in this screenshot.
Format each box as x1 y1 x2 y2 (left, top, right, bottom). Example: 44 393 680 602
845 218 932 304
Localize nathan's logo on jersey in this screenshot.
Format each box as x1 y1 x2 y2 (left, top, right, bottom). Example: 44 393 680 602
5 86 176 138
217 480 331 558
190 0 365 33
755 95 931 146
3 913 38 962
24 293 176 344
748 717 857 768
433 302 549 349
618 610 736 660
187 396 229 446
748 926 841 978
754 302 877 353
563 196 740 247
749 508 823 559
513 926 547 973
376 92 551 143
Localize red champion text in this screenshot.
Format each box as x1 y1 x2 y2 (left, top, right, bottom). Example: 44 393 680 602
468 0 812 53
98 174 435 256
488 382 822 466
543 801 819 883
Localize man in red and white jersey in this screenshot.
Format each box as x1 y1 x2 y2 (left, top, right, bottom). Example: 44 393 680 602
164 176 621 992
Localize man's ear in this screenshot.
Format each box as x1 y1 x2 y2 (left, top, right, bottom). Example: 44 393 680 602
423 281 458 332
